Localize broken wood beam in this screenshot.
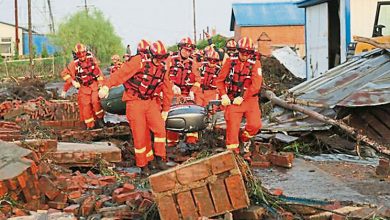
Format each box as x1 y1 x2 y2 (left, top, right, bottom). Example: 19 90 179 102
353 36 390 49
264 90 390 157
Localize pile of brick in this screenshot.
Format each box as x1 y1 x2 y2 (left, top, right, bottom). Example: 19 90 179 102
0 121 22 141
376 158 390 177
57 125 131 142
149 151 250 220
251 142 295 168
0 97 79 122
0 140 155 219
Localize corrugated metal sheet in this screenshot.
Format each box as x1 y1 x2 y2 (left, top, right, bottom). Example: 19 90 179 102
23 33 57 55
262 49 390 132
231 2 305 28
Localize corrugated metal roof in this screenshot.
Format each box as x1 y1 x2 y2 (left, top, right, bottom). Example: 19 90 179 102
230 2 305 30
290 49 390 107
262 49 390 132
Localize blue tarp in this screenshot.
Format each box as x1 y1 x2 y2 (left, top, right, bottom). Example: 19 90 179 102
23 33 57 55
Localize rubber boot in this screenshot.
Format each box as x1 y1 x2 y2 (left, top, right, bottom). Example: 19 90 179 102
156 156 169 170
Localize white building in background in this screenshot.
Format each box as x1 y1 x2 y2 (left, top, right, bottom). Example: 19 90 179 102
297 0 390 79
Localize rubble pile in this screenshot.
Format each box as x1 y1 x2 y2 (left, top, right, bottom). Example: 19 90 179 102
261 57 305 96
0 79 52 102
0 140 155 219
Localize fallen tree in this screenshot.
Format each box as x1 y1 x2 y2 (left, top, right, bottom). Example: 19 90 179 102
353 36 390 49
264 90 390 157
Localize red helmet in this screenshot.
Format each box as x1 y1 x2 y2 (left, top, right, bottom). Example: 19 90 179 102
178 37 195 50
137 39 150 53
74 43 87 58
237 37 254 51
150 40 168 59
225 39 237 50
205 50 219 60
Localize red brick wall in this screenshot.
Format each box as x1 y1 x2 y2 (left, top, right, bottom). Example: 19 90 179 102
234 25 305 57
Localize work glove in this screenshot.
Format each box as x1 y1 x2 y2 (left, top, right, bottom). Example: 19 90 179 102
189 91 195 100
98 86 109 99
221 94 231 106
60 90 67 99
71 80 80 89
161 111 169 121
172 85 181 95
233 96 244 105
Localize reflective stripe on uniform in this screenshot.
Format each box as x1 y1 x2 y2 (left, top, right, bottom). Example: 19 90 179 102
226 144 239 149
186 132 198 138
95 110 104 115
134 147 146 154
154 137 166 143
167 139 178 143
243 130 253 138
63 74 71 80
84 117 95 123
146 149 154 157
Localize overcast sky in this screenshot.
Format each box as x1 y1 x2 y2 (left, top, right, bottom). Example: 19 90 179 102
0 0 292 52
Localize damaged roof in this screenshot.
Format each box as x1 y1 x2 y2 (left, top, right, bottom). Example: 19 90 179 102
263 49 390 132
291 49 390 108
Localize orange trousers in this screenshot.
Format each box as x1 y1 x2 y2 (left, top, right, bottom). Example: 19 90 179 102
224 97 262 153
194 89 219 107
77 82 104 128
126 99 166 167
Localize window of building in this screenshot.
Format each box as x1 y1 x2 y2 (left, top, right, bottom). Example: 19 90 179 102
0 37 12 55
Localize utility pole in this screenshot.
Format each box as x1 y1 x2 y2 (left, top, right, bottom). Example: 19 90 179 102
84 0 88 14
14 0 19 57
192 0 197 43
28 0 34 76
47 0 55 33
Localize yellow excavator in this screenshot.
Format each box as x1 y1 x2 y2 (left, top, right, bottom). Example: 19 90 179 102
353 1 390 54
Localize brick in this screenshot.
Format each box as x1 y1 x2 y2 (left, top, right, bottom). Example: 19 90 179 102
225 175 249 209
376 158 390 176
272 188 283 196
157 195 179 220
80 195 96 216
48 201 69 210
252 153 269 162
209 178 233 213
251 161 271 168
114 192 142 204
63 204 80 215
22 187 33 202
0 181 8 197
233 206 266 220
123 183 135 192
98 176 116 183
7 178 18 190
54 192 68 203
149 171 177 193
17 171 28 189
38 162 51 175
12 208 27 216
192 186 216 217
87 171 97 179
177 191 198 219
210 152 236 174
39 176 60 200
68 190 82 200
176 163 211 185
29 162 39 175
268 152 294 168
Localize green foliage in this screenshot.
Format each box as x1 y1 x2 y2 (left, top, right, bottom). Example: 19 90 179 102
0 55 3 64
41 43 49 58
283 141 310 155
13 44 19 60
167 44 178 52
196 34 228 50
50 9 124 64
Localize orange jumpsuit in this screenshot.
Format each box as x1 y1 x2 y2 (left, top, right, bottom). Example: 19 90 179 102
192 63 221 107
103 55 173 168
166 53 201 145
215 56 263 153
60 54 105 129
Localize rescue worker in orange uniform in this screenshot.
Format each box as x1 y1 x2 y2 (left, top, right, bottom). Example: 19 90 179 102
166 37 201 146
109 54 123 75
192 50 221 107
98 41 173 175
60 43 105 129
215 37 263 154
